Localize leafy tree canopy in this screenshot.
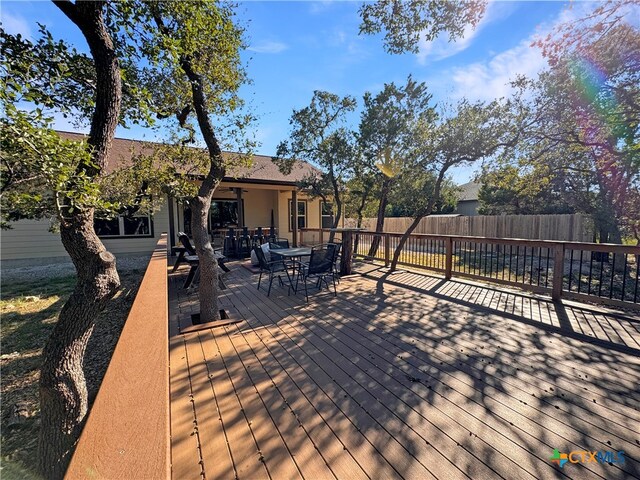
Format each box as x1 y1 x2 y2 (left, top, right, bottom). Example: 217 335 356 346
359 0 487 54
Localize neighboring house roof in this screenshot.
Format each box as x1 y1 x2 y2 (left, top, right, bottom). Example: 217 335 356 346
458 181 481 202
57 131 319 186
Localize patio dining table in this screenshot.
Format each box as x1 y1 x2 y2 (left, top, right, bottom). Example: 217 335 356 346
270 247 311 287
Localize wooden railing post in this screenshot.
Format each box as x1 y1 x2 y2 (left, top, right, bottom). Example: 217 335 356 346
552 243 565 301
445 237 453 280
384 233 390 267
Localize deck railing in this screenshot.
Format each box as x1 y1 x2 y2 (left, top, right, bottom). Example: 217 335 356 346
299 228 639 310
65 234 170 479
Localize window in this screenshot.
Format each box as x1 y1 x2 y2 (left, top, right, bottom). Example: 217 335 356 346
321 201 334 229
183 200 241 235
289 200 307 230
209 200 240 229
95 214 152 238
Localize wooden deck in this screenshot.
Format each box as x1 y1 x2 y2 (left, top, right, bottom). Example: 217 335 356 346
168 260 640 480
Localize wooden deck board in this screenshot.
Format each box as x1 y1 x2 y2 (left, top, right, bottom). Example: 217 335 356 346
284 285 636 480
169 261 640 480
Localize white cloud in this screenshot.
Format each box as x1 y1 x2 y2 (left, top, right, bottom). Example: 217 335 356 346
308 1 337 15
1 11 32 39
444 2 600 101
416 0 517 63
449 38 547 101
248 41 288 54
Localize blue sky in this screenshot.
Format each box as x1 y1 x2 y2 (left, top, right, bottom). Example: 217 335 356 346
1 1 590 183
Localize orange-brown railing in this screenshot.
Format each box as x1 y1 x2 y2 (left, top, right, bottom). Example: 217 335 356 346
299 228 639 310
66 234 170 479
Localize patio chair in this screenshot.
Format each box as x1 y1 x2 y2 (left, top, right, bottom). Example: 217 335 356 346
269 238 290 249
178 232 230 288
294 245 338 301
253 246 293 296
327 242 342 283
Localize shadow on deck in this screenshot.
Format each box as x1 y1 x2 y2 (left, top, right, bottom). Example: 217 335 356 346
168 259 640 480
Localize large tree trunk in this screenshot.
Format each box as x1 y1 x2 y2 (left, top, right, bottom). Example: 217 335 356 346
181 58 225 323
39 211 119 479
40 3 122 478
367 177 391 258
389 169 447 272
389 215 422 271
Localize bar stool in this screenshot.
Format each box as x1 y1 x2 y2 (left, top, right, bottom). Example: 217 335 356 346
252 226 265 247
223 228 236 258
237 226 251 258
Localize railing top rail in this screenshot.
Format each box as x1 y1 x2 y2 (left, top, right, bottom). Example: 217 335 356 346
306 228 639 254
65 234 170 480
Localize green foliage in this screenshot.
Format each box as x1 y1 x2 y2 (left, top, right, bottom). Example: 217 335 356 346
393 98 513 219
481 2 639 242
1 27 95 122
359 0 487 54
359 76 436 172
117 0 254 153
0 105 101 229
275 91 357 212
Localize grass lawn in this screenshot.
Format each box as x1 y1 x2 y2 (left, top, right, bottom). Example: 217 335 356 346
0 268 145 479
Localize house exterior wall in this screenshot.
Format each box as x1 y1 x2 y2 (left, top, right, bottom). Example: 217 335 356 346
1 184 336 267
1 198 170 267
276 191 330 242
456 200 480 216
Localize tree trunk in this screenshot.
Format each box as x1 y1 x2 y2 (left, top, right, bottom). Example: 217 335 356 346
39 3 122 478
180 58 225 323
328 198 343 243
39 211 119 479
389 215 422 271
389 169 447 272
367 177 391 258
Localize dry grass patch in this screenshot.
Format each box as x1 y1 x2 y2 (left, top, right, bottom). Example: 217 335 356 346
1 269 145 479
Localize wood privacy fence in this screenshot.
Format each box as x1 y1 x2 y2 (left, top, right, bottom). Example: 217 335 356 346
299 228 639 310
345 214 594 242
66 235 170 479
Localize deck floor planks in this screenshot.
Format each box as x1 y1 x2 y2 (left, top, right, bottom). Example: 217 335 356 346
184 331 236 479
336 278 638 432
288 288 624 480
168 333 204 479
340 292 640 420
288 274 636 476
238 278 584 480
368 269 640 385
197 328 270 480
231 285 411 479
210 327 305 480
169 261 640 480
224 320 345 480
225 306 371 480
336 278 637 408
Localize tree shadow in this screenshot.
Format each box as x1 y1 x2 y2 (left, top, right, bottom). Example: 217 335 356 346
168 260 640 480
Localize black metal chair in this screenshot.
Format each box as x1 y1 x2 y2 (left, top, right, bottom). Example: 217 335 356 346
253 246 292 296
327 242 342 283
177 232 229 289
237 226 251 258
269 238 290 249
294 245 338 301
